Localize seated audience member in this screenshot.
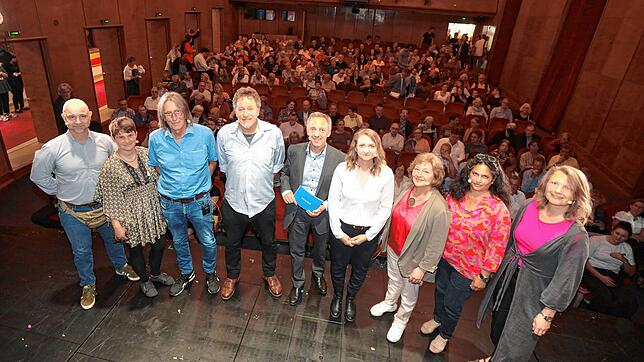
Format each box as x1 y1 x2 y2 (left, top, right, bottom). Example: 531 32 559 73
321 73 336 92
190 81 212 106
392 163 411 198
463 117 486 144
489 97 513 121
329 119 352 147
515 102 532 121
466 97 488 120
133 105 154 126
433 83 451 105
547 145 579 169
519 140 544 170
367 104 389 134
546 131 570 153
111 98 135 121
419 116 439 143
491 139 517 174
382 122 405 153
343 106 363 130
287 131 303 147
168 74 188 96
586 190 608 234
512 122 541 150
279 112 305 142
260 95 274 123
450 87 468 104
438 116 459 139
464 129 488 157
192 105 206 124
438 142 457 190
486 88 502 109
508 173 527 220
144 87 160 111
583 222 638 319
141 119 159 148
297 99 313 124
404 127 431 153
432 127 465 170
396 109 413 138
278 100 297 123
360 121 370 130
326 103 342 124
520 156 546 194
613 198 644 242
308 81 328 109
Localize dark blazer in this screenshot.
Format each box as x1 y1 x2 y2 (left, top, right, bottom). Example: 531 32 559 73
280 142 345 234
513 132 541 150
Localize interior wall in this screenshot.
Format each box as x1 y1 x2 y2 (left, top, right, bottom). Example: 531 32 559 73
558 0 644 198
497 0 567 103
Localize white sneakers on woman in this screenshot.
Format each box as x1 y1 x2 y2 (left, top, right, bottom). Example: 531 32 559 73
370 301 397 317
386 319 406 343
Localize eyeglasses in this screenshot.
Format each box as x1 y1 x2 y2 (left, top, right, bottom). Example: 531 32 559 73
64 113 90 122
162 110 184 119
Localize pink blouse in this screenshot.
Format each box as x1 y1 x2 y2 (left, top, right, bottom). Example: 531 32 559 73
442 194 512 279
514 201 573 258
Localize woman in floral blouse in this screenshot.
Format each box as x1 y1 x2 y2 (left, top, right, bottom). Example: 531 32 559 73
422 153 511 354
95 117 175 297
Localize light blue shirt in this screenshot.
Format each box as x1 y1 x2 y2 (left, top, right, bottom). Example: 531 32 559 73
147 123 218 198
521 170 545 194
217 119 285 217
30 131 117 204
301 144 326 195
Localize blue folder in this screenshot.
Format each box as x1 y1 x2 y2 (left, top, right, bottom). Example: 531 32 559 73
293 186 323 212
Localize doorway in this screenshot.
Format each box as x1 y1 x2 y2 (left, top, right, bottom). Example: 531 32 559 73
0 38 56 173
85 26 127 123
447 23 477 40
185 11 201 49
145 18 171 87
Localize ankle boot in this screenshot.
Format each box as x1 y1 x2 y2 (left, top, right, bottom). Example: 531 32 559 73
345 297 356 322
330 294 342 319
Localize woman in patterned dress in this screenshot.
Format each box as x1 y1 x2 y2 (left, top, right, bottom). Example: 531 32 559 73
96 117 175 297
421 154 512 354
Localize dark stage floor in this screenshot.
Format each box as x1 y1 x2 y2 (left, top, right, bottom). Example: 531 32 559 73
1 176 642 362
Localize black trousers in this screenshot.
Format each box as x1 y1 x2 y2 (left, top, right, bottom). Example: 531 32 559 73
10 82 24 111
288 207 328 288
128 237 166 282
330 221 380 299
222 199 277 279
582 269 638 319
490 266 519 347
0 93 9 114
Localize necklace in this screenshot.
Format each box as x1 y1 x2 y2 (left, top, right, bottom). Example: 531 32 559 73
118 152 137 163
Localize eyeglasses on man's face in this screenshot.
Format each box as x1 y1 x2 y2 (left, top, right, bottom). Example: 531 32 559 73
163 110 185 120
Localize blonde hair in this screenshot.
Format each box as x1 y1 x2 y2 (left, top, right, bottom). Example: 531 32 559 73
408 152 445 188
534 166 592 224
345 128 386 175
157 92 191 129
232 86 261 109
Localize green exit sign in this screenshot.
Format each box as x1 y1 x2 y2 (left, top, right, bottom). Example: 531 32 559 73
100 19 110 25
7 31 20 37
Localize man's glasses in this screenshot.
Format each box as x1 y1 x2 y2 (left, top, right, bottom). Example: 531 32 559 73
162 110 184 119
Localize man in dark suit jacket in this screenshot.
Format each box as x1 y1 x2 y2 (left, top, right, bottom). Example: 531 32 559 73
512 122 541 150
280 112 345 306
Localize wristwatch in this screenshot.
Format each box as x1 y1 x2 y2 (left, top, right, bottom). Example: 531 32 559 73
478 273 490 282
539 312 554 322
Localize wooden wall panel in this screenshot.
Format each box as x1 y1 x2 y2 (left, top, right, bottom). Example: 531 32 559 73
119 0 151 91
0 1 42 37
90 27 126 108
81 0 120 26
146 19 171 85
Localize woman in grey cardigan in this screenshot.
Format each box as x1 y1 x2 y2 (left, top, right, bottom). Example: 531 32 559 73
476 166 592 361
369 153 451 343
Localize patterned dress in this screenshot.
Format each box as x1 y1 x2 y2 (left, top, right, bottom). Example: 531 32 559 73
95 147 166 247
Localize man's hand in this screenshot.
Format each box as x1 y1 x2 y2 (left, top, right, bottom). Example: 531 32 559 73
282 191 296 204
306 204 326 217
599 274 616 287
532 313 551 336
408 267 425 284
349 234 368 246
340 235 353 247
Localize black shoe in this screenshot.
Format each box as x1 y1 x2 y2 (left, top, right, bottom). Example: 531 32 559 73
169 271 195 297
312 274 327 296
345 298 356 323
206 272 220 295
289 287 304 306
330 295 342 319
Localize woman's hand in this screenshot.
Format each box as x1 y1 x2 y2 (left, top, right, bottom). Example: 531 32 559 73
532 313 552 336
114 224 128 241
598 274 616 287
408 267 425 284
470 277 487 291
350 234 369 246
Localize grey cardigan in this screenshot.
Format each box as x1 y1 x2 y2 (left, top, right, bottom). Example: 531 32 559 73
476 202 589 362
378 184 451 278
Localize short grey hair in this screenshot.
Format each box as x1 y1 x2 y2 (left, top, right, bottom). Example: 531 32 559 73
232 87 261 109
305 112 332 130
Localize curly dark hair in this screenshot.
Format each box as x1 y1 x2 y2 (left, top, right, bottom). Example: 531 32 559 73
448 154 510 205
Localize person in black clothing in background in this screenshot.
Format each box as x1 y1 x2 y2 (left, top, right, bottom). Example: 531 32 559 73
6 57 24 113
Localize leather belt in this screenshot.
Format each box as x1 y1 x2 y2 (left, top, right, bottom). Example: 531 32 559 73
63 201 99 208
341 220 370 232
160 192 208 203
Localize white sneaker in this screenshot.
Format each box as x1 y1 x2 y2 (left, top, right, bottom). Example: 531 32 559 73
420 318 441 334
386 320 406 343
370 300 397 317
429 334 448 353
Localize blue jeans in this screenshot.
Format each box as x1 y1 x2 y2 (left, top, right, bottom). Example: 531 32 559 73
160 195 216 275
58 204 127 287
433 258 474 339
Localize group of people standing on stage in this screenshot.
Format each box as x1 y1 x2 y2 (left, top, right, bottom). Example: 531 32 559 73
30 85 593 361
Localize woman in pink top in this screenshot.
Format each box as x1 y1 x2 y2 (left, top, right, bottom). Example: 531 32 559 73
421 154 511 354
476 166 592 362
